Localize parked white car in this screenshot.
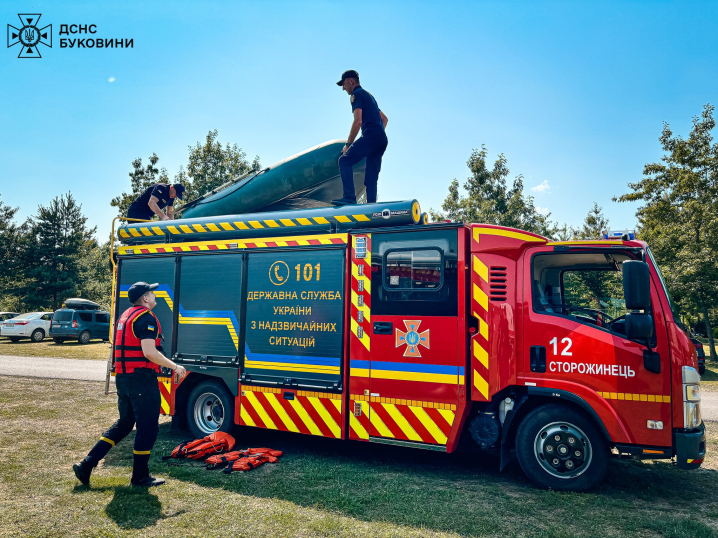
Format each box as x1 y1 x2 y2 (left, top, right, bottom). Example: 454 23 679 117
0 312 20 337
1 312 54 342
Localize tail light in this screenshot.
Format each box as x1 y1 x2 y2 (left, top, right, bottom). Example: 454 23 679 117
14 321 28 326
72 320 78 328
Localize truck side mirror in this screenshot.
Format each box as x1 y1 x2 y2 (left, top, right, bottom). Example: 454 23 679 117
622 261 651 310
625 312 654 340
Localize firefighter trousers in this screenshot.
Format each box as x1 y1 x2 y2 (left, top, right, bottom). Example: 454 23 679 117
84 369 161 481
339 129 388 203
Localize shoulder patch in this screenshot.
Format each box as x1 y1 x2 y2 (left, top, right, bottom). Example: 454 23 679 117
350 94 355 103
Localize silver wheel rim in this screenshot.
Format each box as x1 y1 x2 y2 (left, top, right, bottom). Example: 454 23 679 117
32 330 43 342
534 421 592 479
193 392 225 434
80 332 89 343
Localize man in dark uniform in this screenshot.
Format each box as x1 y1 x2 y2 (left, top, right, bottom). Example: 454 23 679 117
331 70 389 206
73 282 187 487
127 183 185 221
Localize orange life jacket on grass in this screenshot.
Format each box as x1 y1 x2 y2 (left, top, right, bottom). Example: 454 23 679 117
221 448 283 474
113 306 162 374
206 447 284 470
162 432 236 461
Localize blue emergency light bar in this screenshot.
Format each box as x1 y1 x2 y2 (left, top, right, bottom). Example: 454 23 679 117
602 230 636 241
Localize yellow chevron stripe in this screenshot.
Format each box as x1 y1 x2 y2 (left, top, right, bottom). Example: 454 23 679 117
151 226 164 235
264 393 300 432
383 404 422 442
474 369 489 399
220 222 234 231
473 283 488 311
352 214 370 222
129 228 141 237
437 409 456 425
248 220 264 229
330 399 342 413
313 217 330 225
351 290 371 322
350 413 370 439
473 339 489 368
119 229 130 238
369 404 395 438
288 398 323 436
307 397 341 438
280 219 296 226
240 405 256 427
473 227 546 243
297 218 312 225
139 227 153 237
244 391 277 429
473 313 488 340
335 215 352 223
207 223 221 232
177 224 191 233
192 224 207 233
350 317 370 351
167 225 180 234
264 219 280 228
473 255 489 282
234 221 250 230
410 406 447 444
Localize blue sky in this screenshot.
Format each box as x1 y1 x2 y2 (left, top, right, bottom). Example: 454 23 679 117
1 1 716 242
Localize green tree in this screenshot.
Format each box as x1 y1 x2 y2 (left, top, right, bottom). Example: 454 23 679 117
615 104 718 360
430 146 554 236
0 195 24 311
20 193 96 310
110 154 169 218
182 130 260 204
577 203 609 240
77 239 113 311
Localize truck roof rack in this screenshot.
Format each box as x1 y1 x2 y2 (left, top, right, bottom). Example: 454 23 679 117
117 200 429 245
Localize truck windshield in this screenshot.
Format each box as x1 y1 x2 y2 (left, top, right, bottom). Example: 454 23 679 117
646 247 680 322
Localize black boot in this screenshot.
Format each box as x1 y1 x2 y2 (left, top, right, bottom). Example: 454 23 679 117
72 459 94 485
131 475 166 488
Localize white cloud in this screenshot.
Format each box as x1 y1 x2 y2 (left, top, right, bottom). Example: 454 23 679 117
531 180 550 193
108 77 116 83
535 206 549 215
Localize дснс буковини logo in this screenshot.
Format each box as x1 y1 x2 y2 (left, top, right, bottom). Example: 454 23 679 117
7 14 52 58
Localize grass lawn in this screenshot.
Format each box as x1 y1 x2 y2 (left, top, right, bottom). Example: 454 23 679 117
0 336 110 360
1 376 717 538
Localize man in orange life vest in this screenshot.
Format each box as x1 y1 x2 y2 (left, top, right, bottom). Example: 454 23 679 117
73 282 187 487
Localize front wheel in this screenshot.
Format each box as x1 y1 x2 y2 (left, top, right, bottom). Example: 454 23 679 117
186 380 235 439
31 329 45 343
516 404 609 491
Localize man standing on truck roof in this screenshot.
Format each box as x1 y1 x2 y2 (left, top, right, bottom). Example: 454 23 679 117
127 183 185 221
73 282 187 488
331 70 388 206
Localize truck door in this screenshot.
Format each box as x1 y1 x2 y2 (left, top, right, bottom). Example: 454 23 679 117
352 229 461 447
523 247 673 447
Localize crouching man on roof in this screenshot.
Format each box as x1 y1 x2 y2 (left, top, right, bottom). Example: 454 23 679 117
73 282 187 488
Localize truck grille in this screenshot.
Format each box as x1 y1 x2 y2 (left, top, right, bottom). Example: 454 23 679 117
490 266 507 301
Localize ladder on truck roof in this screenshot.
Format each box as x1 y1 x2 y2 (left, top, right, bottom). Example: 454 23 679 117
117 199 428 245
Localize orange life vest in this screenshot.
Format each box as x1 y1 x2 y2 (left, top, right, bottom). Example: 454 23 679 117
113 306 162 374
222 449 283 474
162 432 236 461
206 447 283 470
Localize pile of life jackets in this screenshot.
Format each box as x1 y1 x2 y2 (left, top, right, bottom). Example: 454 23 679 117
163 432 283 473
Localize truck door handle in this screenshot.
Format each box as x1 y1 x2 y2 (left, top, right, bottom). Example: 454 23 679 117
530 346 546 373
373 322 393 335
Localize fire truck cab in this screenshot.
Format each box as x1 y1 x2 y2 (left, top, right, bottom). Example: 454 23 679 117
110 200 705 491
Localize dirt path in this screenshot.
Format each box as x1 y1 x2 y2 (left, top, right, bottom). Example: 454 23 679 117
0 354 112 383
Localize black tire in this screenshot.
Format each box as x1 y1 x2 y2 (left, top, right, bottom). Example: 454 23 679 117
78 331 91 345
9 337 20 342
516 404 609 492
186 380 234 439
53 338 66 344
31 329 45 343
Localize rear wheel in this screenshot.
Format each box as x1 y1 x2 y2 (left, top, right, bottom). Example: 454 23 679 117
78 331 91 345
516 404 609 491
186 381 234 439
53 338 66 344
31 329 45 343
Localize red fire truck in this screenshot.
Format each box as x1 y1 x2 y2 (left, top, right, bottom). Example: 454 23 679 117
109 199 705 491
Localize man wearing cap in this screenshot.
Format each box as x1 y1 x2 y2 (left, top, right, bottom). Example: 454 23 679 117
332 70 389 206
127 183 185 221
73 282 187 488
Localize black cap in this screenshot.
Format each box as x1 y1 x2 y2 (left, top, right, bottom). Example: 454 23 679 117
173 184 185 200
336 70 359 86
128 282 158 303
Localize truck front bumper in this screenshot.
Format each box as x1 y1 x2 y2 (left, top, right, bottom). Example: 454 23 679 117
675 423 706 470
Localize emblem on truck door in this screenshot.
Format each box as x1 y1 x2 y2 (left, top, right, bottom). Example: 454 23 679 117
395 320 430 357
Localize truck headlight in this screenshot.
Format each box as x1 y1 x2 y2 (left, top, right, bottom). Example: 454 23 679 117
684 402 702 429
685 384 701 402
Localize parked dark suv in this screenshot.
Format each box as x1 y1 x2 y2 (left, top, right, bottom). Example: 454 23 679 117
50 299 110 344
